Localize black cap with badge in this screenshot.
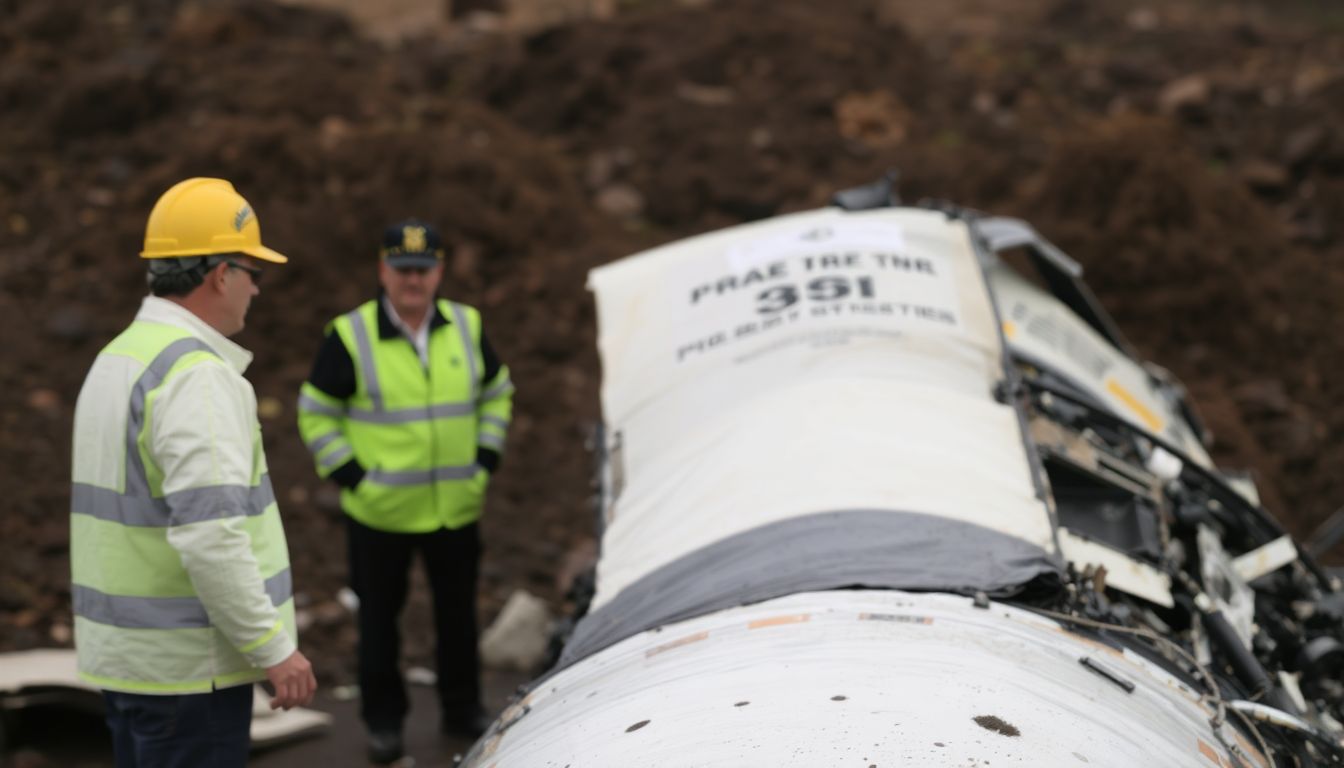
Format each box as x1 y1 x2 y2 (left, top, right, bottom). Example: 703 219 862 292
380 219 445 269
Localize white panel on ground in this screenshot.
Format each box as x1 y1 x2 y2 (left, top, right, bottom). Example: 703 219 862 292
0 649 332 750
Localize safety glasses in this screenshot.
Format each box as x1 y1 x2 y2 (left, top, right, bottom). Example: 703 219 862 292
224 260 263 286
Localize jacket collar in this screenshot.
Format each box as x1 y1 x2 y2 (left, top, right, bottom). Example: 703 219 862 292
375 295 450 341
138 296 253 373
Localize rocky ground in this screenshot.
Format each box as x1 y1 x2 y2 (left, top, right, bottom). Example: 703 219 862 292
2 0 1343 763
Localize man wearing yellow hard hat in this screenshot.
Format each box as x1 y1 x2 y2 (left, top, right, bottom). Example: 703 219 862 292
70 178 316 766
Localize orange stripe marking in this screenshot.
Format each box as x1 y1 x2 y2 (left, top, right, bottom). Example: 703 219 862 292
748 614 810 629
1196 738 1220 765
645 631 709 658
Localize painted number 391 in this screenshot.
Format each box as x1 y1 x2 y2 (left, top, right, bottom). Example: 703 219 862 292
756 276 875 314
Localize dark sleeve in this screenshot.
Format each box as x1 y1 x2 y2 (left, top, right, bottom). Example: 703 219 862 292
307 330 357 400
306 330 363 488
480 328 503 386
476 448 500 474
477 325 504 474
329 460 365 490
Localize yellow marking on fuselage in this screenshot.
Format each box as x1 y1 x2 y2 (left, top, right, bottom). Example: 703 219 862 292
1106 377 1164 432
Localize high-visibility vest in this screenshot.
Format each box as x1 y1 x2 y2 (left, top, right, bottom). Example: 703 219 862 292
70 317 295 694
298 299 512 533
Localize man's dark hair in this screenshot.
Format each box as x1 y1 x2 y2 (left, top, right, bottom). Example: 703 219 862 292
146 255 231 297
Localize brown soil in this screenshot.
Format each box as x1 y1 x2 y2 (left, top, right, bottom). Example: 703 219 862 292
2 0 1343 710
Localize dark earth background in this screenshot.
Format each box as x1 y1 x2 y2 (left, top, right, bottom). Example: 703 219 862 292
2 0 1343 764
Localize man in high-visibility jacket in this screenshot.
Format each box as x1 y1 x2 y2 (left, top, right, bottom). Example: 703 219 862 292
298 219 512 764
70 178 317 768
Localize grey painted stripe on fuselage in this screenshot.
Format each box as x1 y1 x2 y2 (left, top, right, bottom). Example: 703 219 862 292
73 567 293 630
72 476 277 527
558 509 1064 669
365 464 480 486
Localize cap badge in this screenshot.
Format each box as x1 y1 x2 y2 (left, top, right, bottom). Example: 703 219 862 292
402 225 427 252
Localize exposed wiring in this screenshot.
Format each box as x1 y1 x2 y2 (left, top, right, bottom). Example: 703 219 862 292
1029 603 1344 766
1226 701 1275 768
1231 700 1344 764
1026 607 1227 730
1027 378 1337 591
1231 701 1315 735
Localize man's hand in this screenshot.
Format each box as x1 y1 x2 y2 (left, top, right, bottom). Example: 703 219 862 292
266 650 317 710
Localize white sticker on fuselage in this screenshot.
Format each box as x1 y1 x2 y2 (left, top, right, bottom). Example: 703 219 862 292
673 221 963 365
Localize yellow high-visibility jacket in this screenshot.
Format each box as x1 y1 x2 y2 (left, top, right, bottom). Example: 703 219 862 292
70 297 296 694
298 298 513 533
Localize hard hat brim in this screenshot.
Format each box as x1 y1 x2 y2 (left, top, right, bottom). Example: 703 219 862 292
241 244 289 264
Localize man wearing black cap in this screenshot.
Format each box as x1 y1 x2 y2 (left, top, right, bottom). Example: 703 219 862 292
297 220 513 764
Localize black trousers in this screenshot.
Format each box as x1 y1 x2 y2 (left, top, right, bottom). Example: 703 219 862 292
346 516 482 732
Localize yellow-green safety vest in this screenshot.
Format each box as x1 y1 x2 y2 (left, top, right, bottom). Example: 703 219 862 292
70 319 295 694
298 299 513 533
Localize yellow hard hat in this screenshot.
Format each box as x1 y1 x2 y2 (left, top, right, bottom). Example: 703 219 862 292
140 178 288 263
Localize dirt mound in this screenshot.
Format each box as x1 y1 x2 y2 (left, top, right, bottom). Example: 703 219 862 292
2 0 1343 689
457 0 947 225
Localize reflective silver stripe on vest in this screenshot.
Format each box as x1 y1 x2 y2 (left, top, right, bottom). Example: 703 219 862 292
166 477 276 525
73 567 292 630
72 476 277 528
347 308 383 410
73 586 209 629
449 302 480 401
297 393 344 417
478 432 505 450
125 338 218 499
481 377 514 402
365 464 480 486
100 336 272 524
319 444 353 469
342 302 482 425
480 415 510 432
264 567 292 607
305 431 343 455
346 401 475 424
